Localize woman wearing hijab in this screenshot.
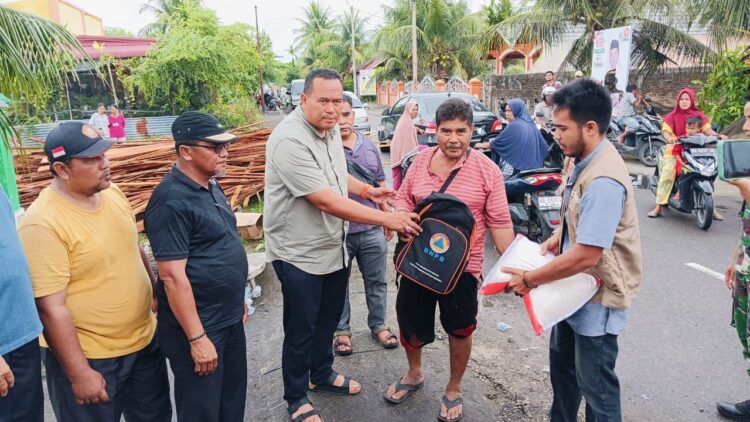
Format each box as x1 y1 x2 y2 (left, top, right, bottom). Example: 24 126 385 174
648 88 722 218
477 98 548 178
390 101 420 190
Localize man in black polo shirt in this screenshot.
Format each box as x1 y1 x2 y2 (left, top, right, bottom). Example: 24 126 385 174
144 112 249 422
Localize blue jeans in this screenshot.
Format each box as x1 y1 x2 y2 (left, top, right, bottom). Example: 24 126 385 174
549 320 622 422
336 227 388 335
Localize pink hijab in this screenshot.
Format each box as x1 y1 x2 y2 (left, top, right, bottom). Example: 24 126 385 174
390 101 419 168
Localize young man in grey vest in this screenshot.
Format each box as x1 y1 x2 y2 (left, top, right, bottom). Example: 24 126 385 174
505 79 642 422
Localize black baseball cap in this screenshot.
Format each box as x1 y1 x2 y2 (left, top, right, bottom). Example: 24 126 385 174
171 111 238 143
44 122 115 164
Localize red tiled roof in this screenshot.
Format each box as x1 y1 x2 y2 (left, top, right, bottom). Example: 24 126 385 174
76 35 156 60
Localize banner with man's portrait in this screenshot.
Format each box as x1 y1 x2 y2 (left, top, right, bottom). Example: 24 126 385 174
591 26 632 92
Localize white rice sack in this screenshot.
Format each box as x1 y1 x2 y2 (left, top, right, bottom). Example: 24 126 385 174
523 272 599 335
480 234 600 335
480 234 554 296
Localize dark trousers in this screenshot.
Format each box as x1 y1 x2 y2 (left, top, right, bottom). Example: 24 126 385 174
549 320 622 422
0 339 43 422
272 260 348 404
43 336 171 422
159 321 247 422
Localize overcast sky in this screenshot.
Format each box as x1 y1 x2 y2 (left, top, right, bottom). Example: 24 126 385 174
66 0 485 60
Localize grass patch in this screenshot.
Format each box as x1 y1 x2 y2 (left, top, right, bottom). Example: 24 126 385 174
244 196 264 214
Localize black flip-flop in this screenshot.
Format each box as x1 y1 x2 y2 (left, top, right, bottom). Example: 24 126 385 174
437 395 464 422
383 378 424 404
647 212 662 218
309 372 361 395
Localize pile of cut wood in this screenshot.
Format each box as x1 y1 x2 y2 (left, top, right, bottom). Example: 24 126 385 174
14 123 269 231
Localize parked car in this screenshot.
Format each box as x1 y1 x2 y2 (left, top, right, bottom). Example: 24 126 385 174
377 92 502 147
344 91 371 132
285 79 305 112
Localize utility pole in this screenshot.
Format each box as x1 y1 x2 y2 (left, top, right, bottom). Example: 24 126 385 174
411 0 418 90
351 6 358 97
255 5 266 112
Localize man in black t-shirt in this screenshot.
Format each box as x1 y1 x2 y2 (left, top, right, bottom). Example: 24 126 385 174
145 112 249 422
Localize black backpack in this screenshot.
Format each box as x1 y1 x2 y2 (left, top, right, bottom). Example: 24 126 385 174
394 153 476 295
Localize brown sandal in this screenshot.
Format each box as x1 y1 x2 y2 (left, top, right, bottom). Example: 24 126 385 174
371 328 399 349
333 335 352 356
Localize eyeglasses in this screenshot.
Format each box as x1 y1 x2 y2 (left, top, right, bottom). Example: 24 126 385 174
187 143 230 154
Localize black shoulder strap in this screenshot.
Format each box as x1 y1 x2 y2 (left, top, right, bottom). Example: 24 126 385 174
741 201 747 218
438 149 471 194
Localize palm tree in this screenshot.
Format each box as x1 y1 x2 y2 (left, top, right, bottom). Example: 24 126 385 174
324 9 370 77
0 6 89 143
697 0 750 46
138 0 199 37
482 0 717 77
482 0 515 26
294 1 337 72
374 0 487 80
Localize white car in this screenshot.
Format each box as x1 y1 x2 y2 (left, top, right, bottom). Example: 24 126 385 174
344 91 371 133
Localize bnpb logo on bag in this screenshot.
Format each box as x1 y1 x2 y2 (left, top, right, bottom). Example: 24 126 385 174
423 233 450 263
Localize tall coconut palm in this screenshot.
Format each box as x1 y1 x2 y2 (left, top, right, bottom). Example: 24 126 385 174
323 9 370 77
374 0 487 80
0 6 90 143
482 0 716 78
138 0 199 37
294 1 336 71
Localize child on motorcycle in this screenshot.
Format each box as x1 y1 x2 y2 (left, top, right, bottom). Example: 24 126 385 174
648 88 723 219
649 116 722 218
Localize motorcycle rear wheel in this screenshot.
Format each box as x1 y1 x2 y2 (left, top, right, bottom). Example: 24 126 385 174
638 140 665 167
694 191 713 231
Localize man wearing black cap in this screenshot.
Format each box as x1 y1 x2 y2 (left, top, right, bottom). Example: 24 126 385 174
18 122 171 422
144 112 249 422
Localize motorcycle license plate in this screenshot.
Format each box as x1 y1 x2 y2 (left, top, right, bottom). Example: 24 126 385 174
691 148 716 157
538 196 562 210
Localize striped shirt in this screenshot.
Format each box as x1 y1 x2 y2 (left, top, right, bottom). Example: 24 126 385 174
394 147 512 278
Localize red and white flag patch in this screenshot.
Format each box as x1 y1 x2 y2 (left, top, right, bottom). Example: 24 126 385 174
51 146 66 158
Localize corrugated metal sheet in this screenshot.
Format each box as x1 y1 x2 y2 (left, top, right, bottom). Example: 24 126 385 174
16 116 178 146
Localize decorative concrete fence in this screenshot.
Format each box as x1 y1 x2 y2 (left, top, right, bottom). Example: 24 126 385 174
376 77 485 107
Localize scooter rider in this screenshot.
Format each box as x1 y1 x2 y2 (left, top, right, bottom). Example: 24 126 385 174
535 86 556 129
616 84 643 144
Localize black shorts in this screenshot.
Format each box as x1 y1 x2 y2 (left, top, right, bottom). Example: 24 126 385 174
396 272 479 350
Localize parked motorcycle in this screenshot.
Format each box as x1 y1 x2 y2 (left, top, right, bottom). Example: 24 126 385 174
607 103 666 167
477 129 564 242
257 91 284 111
647 135 718 230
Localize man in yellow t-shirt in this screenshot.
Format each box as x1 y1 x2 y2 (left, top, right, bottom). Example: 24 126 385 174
17 122 171 422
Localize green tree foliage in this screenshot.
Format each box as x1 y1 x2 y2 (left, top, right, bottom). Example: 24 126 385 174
138 0 200 37
695 47 750 130
373 0 488 81
127 2 263 118
0 5 91 142
482 0 515 26
483 0 718 78
295 1 335 71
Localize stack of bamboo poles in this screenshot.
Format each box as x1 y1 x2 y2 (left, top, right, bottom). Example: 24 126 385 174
14 123 269 231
